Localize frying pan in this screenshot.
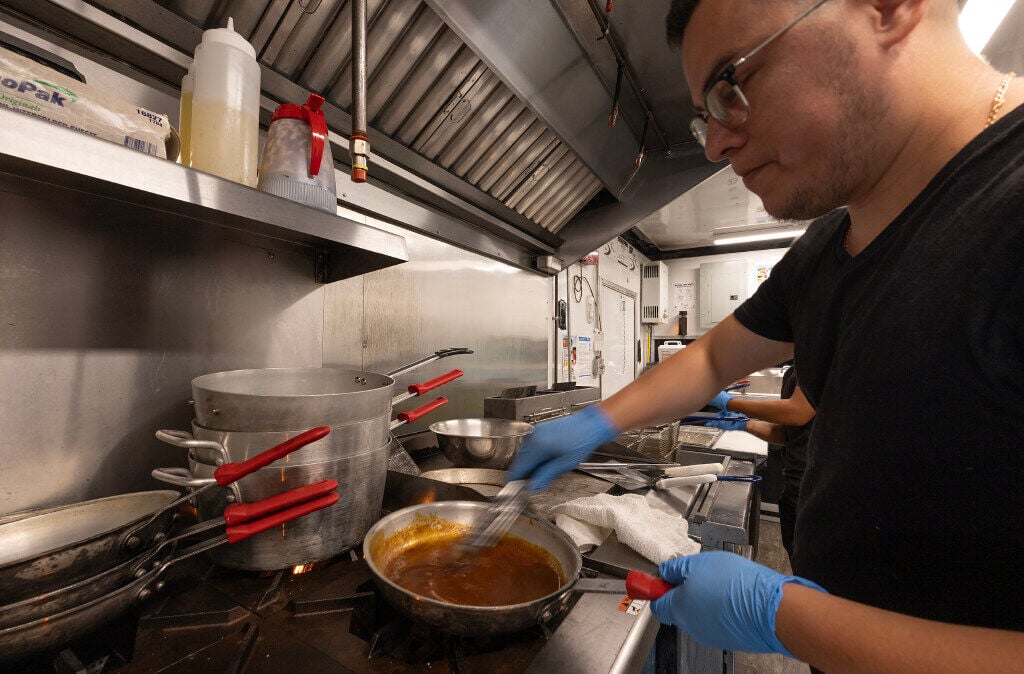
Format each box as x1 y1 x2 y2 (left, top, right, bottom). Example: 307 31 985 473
0 489 339 663
363 501 670 636
0 480 338 629
0 426 327 603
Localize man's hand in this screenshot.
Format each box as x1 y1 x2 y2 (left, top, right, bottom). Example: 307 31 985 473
708 390 736 412
650 551 826 657
505 405 619 490
703 410 749 431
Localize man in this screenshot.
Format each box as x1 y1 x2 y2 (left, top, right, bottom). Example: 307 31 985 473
508 0 1024 668
705 362 814 558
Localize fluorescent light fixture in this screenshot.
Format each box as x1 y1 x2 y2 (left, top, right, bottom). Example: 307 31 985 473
959 0 1016 55
714 228 806 245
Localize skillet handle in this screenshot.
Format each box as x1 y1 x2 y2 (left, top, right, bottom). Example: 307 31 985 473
223 480 339 525
214 426 330 486
626 571 674 600
225 492 339 543
408 369 464 396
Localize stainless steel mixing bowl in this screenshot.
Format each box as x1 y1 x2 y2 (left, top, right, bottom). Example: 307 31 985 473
429 418 533 469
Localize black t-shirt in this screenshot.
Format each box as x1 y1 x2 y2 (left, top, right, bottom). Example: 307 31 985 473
734 104 1024 630
779 366 810 494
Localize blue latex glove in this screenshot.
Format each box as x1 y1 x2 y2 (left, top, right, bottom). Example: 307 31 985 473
704 410 749 431
650 551 826 658
708 389 735 412
505 405 619 490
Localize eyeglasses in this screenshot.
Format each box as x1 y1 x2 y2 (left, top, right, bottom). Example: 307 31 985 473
690 0 831 147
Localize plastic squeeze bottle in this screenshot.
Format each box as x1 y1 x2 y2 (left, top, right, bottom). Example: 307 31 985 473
178 63 193 166
189 17 260 186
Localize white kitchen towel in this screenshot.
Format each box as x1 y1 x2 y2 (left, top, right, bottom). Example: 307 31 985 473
551 492 700 564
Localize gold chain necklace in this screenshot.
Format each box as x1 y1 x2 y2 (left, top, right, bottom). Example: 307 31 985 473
986 72 1016 128
844 73 1017 253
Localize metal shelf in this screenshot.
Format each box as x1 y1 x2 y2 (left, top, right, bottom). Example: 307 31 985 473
0 108 407 282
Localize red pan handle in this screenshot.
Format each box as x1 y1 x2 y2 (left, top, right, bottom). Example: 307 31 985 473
408 369 464 396
214 426 330 486
222 480 339 526
396 396 448 424
225 492 340 544
626 570 675 600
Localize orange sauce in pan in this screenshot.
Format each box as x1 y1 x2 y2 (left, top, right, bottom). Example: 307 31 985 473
372 514 565 606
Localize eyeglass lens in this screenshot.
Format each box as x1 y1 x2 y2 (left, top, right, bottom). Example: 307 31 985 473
691 82 750 146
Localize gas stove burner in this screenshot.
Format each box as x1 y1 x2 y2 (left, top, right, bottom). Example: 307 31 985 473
344 579 550 669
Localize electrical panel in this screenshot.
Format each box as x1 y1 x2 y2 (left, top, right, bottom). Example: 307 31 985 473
699 260 747 330
640 262 669 324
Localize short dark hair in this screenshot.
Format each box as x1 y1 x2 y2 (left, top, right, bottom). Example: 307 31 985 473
665 0 701 49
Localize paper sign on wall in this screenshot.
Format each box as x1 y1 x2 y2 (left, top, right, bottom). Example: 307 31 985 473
573 336 593 381
673 282 695 312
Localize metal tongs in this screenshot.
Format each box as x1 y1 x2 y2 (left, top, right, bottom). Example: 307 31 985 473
456 479 530 554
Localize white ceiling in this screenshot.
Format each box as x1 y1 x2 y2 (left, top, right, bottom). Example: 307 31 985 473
633 2 1024 251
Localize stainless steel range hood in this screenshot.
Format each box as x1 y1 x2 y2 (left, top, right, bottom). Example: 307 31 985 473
0 0 718 272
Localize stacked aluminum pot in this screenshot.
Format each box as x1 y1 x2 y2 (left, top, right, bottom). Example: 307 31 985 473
154 349 470 571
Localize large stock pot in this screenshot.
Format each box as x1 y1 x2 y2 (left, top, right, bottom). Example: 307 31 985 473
154 398 450 570
154 443 387 570
191 348 470 431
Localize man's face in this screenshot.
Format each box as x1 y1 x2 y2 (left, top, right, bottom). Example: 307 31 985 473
681 0 887 220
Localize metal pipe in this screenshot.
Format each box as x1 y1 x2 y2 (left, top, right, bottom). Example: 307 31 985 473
350 0 369 182
584 0 668 148
608 61 623 127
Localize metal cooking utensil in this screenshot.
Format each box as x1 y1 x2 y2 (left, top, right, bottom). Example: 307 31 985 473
457 479 529 552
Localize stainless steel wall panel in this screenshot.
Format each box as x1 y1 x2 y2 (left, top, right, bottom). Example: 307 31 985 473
372 28 462 134
455 100 527 179
324 218 550 433
322 272 366 371
435 87 514 170
329 0 422 109
365 8 444 120
0 190 325 514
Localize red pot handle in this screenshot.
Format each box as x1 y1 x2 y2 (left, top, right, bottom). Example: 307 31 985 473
214 426 330 486
226 492 339 544
222 480 339 526
625 570 675 600
397 396 448 424
408 369 464 396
